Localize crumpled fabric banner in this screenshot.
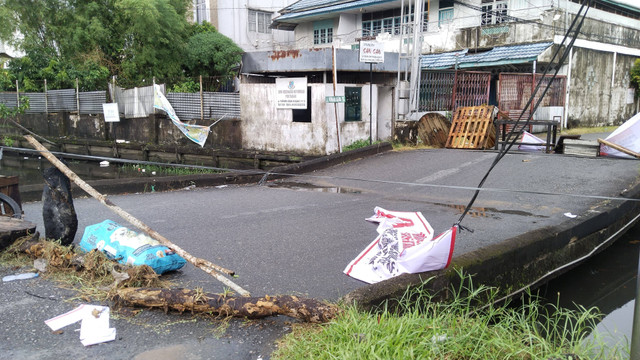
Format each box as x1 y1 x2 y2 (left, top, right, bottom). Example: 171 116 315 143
344 207 456 284
153 84 211 147
519 131 546 152
600 112 640 158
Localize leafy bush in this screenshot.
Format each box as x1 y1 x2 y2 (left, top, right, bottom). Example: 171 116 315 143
631 59 640 97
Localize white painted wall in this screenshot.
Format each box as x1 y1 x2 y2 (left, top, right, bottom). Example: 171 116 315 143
210 0 296 52
240 82 389 154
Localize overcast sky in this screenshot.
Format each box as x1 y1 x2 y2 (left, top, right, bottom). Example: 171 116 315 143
614 0 640 10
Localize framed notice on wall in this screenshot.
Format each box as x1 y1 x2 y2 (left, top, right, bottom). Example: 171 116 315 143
276 77 308 109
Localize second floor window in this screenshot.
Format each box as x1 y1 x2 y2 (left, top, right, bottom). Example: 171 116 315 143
313 20 333 45
194 0 209 24
481 0 508 25
438 0 454 27
248 9 272 33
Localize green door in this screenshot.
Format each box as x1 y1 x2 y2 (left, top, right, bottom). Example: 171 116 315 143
345 87 361 122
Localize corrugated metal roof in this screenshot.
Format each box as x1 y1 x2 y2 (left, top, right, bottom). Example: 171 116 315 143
421 42 553 69
419 49 468 69
276 0 395 21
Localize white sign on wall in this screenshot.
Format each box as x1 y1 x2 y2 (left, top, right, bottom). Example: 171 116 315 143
276 77 308 109
102 103 120 122
359 40 384 63
627 88 635 104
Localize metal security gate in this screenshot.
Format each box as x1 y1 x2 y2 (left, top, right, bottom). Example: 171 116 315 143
418 70 491 112
498 73 566 115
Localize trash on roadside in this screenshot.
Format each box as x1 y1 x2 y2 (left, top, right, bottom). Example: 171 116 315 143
2 272 38 282
79 220 186 274
564 212 578 218
99 161 109 167
34 258 47 272
344 207 457 284
45 304 116 346
518 131 546 152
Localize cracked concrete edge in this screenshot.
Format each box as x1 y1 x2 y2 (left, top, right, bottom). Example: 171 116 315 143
18 142 394 202
341 178 640 310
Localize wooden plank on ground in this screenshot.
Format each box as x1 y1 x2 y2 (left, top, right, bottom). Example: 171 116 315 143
445 105 496 150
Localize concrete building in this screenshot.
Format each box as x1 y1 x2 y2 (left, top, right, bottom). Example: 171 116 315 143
243 0 640 140
191 0 296 52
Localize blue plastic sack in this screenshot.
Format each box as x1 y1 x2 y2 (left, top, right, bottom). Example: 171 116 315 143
79 220 186 274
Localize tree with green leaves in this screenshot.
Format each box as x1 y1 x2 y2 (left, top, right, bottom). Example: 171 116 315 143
631 59 640 98
184 31 243 79
0 0 240 90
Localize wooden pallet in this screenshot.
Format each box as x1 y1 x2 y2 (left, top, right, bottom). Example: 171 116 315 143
417 112 451 148
445 106 496 149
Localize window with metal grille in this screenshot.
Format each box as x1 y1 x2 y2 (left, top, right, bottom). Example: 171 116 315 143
248 9 272 33
362 6 430 36
313 20 333 45
481 0 508 25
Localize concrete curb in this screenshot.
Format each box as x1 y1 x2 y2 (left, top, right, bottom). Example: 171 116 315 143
18 142 394 202
342 177 640 310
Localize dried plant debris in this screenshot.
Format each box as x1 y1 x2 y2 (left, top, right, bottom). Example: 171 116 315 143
1 235 169 301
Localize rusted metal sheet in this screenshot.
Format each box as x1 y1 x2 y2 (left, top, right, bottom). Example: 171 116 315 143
418 70 490 112
269 50 301 61
445 105 496 150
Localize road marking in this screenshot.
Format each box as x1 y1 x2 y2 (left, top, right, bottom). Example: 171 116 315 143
415 153 495 184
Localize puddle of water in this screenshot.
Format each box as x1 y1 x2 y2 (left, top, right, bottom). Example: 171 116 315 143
266 181 550 220
265 181 362 194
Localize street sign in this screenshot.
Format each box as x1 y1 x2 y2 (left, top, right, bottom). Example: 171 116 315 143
359 40 384 63
325 96 345 103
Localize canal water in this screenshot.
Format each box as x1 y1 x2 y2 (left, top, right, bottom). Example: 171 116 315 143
1 150 639 353
539 222 640 353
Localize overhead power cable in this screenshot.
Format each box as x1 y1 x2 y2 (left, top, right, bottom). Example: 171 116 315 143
454 0 593 229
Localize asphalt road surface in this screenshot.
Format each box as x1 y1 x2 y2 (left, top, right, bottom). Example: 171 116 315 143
7 147 638 359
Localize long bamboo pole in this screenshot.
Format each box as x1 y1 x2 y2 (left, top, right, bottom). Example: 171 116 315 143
598 138 640 159
24 135 250 296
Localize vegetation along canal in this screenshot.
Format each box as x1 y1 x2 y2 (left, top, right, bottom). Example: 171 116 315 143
1 150 638 352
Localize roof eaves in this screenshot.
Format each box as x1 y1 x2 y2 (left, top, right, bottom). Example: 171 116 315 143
276 0 397 21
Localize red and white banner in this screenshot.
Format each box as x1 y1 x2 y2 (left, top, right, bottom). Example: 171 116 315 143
519 131 546 152
344 207 456 284
600 112 640 158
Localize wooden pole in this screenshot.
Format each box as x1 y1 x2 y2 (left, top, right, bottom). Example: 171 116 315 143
24 135 250 296
598 138 640 159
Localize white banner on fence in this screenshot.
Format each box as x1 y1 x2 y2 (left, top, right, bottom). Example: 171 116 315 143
153 84 211 147
344 207 456 284
276 77 307 109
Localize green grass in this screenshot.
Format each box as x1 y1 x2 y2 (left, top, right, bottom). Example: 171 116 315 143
342 139 381 152
273 275 627 360
561 126 618 136
122 163 223 176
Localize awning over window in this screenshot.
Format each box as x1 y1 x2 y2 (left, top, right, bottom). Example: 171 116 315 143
420 42 553 70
